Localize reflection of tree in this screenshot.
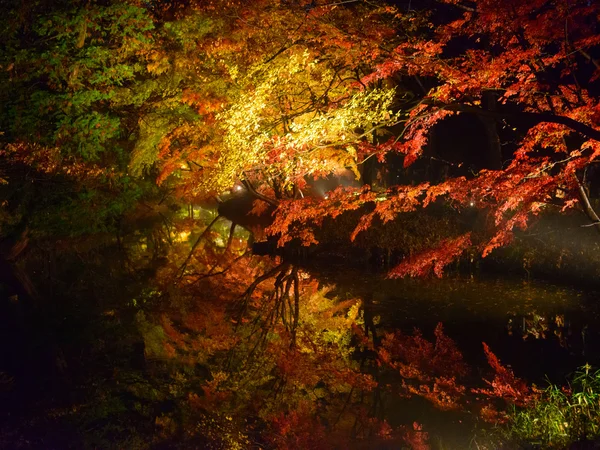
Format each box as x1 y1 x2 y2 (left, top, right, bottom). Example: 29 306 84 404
210 260 384 446
143 234 531 447
4 207 566 448
27 210 553 448
235 262 300 348
132 233 402 447
151 240 536 447
507 311 572 350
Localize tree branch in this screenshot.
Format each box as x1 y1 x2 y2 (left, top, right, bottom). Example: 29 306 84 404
433 103 600 142
435 0 476 13
573 173 600 235
176 215 222 280
241 176 280 207
451 3 476 12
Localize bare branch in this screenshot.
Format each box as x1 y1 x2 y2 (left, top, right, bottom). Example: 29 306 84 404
573 173 600 235
242 175 280 207
177 215 222 280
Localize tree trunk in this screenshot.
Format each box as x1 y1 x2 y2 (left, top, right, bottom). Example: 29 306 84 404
479 90 503 170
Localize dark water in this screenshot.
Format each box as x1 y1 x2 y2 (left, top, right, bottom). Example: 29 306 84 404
314 266 600 379
3 244 600 448
307 265 600 447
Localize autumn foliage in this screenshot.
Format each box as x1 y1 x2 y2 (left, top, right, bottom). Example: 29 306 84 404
1 0 599 276
1 0 600 447
257 0 600 276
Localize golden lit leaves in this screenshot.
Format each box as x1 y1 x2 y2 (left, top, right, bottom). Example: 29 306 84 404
130 113 181 176
149 0 403 198
208 47 399 194
146 50 171 75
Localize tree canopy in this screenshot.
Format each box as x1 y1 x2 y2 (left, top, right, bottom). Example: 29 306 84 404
0 0 595 254
3 0 598 275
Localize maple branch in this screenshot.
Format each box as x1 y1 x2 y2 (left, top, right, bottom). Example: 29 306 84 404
290 268 300 348
432 0 475 12
236 263 289 322
447 2 476 13
225 222 236 253
242 175 279 207
262 30 303 65
524 155 577 179
433 103 600 142
319 0 361 6
573 173 600 235
189 253 248 283
578 49 600 70
580 222 600 228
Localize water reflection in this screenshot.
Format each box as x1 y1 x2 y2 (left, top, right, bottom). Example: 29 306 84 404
6 203 600 448
99 208 600 447
152 229 595 447
145 213 600 447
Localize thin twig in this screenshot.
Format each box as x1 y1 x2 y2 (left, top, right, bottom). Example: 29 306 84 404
176 215 221 280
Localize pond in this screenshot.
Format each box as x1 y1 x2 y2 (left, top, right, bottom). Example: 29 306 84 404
2 226 600 449
316 266 599 378
306 264 600 447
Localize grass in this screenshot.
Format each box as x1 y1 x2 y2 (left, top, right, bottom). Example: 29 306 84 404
507 364 600 448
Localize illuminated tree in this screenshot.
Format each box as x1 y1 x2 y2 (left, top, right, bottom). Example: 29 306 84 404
267 0 600 275
155 0 406 203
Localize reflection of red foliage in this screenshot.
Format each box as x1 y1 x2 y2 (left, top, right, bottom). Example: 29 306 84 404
272 341 378 393
478 404 508 425
377 419 393 440
379 323 468 380
268 402 331 450
474 342 532 407
388 234 472 278
399 422 430 450
378 323 468 411
408 377 466 411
